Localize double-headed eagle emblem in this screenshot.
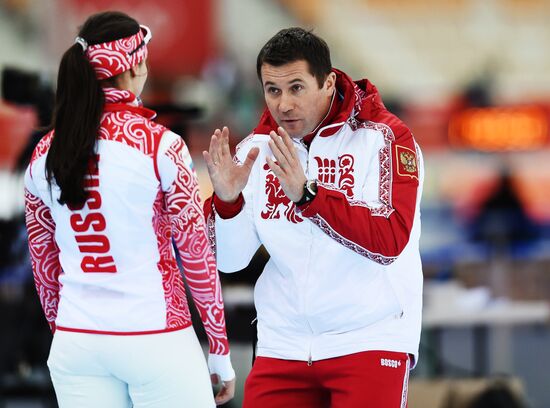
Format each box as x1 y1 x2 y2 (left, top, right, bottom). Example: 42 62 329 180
399 151 417 173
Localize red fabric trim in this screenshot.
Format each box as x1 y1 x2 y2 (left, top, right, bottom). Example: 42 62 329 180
296 196 315 212
56 322 191 336
152 131 161 181
299 187 324 218
213 193 244 219
103 103 157 120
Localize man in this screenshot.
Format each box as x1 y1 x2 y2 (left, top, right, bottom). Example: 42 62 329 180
203 27 423 407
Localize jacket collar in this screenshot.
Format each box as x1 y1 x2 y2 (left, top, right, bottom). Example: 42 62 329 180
252 68 386 143
102 87 157 120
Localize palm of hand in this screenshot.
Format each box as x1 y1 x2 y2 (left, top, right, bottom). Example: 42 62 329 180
203 126 259 203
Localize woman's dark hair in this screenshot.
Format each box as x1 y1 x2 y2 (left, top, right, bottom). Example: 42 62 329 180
46 11 140 207
256 27 332 88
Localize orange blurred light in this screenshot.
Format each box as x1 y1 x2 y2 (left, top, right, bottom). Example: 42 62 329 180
448 107 549 151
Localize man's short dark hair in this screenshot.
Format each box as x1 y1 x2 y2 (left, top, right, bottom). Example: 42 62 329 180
256 27 332 88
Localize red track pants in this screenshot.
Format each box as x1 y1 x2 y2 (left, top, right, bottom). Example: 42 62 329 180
243 350 410 408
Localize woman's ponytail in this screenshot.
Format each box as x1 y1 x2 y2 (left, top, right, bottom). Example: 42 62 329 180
45 42 104 207
45 11 140 208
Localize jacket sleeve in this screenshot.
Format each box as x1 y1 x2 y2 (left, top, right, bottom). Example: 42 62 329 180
158 132 231 358
24 168 61 333
299 126 422 265
203 138 262 273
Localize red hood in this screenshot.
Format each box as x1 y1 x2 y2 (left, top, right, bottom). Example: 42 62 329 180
252 68 387 141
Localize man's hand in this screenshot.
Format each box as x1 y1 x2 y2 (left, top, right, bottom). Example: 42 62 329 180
203 126 259 203
211 374 236 406
266 127 307 203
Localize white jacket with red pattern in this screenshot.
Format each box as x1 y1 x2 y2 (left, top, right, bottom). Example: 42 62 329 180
205 70 424 365
24 88 233 379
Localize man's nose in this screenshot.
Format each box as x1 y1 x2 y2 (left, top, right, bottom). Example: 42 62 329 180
279 92 294 114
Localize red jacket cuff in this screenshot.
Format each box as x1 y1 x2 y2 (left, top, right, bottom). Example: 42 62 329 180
297 186 325 217
213 193 244 219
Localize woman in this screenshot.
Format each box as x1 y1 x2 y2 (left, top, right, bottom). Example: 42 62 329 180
23 11 235 407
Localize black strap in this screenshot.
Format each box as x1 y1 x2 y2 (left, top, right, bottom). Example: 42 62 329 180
251 317 258 365
294 183 309 207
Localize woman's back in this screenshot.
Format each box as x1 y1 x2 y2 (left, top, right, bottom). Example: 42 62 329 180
24 87 197 333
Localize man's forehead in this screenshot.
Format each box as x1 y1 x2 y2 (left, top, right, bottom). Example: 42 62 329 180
261 61 314 84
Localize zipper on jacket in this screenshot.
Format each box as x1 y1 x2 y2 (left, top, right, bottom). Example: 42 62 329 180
302 142 316 366
294 139 315 367
303 265 315 366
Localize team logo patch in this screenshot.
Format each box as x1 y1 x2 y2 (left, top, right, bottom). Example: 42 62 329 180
395 145 418 179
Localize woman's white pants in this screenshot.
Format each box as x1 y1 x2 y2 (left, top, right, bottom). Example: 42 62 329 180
47 327 215 407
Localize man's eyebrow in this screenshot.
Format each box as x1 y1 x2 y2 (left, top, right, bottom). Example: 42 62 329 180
263 78 304 87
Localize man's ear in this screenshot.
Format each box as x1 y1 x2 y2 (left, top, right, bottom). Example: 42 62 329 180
325 71 336 93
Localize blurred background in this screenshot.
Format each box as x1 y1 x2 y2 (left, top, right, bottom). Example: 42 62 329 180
1 0 550 407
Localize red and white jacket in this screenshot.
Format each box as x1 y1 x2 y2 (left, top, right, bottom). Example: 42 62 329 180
205 70 424 365
24 88 234 379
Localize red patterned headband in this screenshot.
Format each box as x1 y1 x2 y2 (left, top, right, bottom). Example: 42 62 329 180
75 25 152 80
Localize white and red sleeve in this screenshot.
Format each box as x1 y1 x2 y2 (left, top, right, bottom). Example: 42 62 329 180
300 126 422 266
24 169 62 333
158 132 234 380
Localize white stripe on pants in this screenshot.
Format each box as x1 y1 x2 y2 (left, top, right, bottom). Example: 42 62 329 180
47 327 215 408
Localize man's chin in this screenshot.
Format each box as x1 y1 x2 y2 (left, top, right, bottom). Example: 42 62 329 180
280 125 305 139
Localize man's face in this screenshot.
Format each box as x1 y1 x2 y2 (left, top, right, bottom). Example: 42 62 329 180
261 60 335 139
